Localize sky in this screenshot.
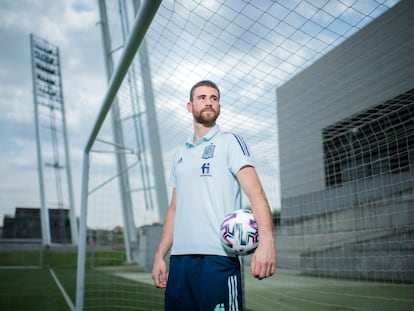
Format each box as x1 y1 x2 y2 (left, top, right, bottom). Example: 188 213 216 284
0 0 105 221
0 0 283 228
0 0 400 229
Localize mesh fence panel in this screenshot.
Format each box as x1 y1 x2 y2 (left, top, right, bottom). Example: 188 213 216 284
80 0 413 310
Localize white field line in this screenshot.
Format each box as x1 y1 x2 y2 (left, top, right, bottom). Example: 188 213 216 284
49 268 75 311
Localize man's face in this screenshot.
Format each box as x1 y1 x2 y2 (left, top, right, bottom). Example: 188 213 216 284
187 85 220 126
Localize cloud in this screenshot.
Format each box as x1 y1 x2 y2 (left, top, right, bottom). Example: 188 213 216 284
0 0 105 218
0 0 400 228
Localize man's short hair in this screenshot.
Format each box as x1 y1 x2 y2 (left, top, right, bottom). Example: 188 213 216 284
189 80 220 102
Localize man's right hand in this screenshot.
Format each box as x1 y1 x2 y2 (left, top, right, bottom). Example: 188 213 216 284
152 257 168 288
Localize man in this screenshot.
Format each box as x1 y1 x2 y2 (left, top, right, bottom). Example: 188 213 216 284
152 80 276 310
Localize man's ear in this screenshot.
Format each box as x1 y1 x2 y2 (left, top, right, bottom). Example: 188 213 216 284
187 101 193 113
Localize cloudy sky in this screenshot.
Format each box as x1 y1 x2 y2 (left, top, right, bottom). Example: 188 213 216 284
0 0 400 229
0 0 105 221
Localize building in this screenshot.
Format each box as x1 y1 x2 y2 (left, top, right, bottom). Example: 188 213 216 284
276 0 414 282
2 207 72 244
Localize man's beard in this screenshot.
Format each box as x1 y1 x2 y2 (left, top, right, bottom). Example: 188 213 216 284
194 108 220 126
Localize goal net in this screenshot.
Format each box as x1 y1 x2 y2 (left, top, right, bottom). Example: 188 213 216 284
76 0 413 310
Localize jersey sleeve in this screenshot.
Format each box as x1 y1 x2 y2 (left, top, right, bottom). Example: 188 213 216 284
169 150 181 188
227 133 254 175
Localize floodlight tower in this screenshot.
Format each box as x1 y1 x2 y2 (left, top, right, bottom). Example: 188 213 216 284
30 34 78 245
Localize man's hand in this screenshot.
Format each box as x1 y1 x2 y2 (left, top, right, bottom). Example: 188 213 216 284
236 167 276 280
250 235 276 280
152 257 168 288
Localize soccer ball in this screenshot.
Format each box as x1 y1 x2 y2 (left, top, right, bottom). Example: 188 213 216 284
220 209 259 256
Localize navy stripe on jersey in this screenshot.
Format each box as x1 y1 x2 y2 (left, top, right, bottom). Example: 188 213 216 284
232 133 250 156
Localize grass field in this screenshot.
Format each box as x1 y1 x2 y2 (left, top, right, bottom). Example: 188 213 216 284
244 271 414 311
0 249 78 310
0 250 413 310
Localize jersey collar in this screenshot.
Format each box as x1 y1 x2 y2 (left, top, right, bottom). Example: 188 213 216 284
185 125 221 148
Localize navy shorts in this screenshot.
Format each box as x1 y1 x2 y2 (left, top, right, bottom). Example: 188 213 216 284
165 255 243 311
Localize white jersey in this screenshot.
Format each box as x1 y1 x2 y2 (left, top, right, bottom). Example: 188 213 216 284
169 125 254 256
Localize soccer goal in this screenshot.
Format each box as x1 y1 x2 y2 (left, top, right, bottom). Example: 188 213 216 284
0 238 43 270
75 1 165 310
75 0 414 310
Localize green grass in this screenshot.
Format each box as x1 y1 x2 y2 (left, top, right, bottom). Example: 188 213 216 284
244 272 414 311
0 249 43 267
0 269 72 310
0 249 164 310
0 249 76 310
1 250 413 310
83 270 164 310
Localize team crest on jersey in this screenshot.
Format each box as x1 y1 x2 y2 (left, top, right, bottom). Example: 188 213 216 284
201 144 216 159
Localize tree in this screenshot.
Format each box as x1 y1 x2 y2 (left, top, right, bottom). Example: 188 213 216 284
271 209 280 226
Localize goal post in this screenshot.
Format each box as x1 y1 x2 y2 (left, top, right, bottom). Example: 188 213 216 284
72 1 414 310
75 1 162 310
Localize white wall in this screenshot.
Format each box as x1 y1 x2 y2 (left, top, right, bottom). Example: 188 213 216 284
277 0 414 200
